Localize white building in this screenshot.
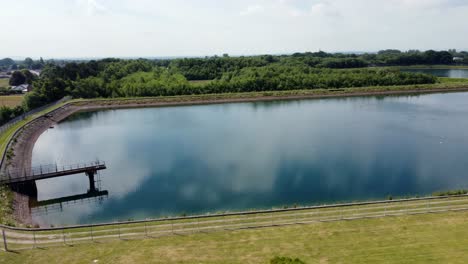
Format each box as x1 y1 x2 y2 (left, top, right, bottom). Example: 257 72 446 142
11 84 32 93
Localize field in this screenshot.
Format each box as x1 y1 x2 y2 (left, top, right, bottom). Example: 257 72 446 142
0 96 23 107
0 79 8 88
1 211 468 263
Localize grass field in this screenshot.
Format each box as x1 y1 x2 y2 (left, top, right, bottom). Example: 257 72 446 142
1 211 468 263
0 96 23 107
0 79 8 89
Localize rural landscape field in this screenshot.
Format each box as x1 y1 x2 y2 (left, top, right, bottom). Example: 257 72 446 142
1 0 468 263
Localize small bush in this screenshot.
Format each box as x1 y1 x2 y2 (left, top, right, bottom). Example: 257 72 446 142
270 256 306 264
432 189 468 197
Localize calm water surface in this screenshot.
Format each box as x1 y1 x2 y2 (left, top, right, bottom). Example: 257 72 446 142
32 92 468 226
402 68 468 78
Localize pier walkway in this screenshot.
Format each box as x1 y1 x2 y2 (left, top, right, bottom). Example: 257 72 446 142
0 161 106 186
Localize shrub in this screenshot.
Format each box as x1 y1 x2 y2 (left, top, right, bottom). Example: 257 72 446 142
270 256 306 264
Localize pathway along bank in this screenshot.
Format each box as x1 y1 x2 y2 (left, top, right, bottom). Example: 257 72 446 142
3 86 468 226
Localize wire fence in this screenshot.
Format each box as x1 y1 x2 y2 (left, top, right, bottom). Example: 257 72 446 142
0 97 69 135
2 194 468 252
0 97 71 170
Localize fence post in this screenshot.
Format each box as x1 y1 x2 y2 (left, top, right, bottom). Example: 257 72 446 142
171 220 174 234
90 225 94 242
144 221 148 237
2 229 7 252
118 225 121 240
33 231 36 249
62 229 66 245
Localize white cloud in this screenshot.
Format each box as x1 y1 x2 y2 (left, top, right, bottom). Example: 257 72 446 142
75 0 108 15
0 0 467 58
240 5 265 16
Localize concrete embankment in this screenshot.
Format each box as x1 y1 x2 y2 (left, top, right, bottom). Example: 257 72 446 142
5 104 81 225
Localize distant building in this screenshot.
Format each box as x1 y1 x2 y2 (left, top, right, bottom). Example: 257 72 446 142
11 84 32 93
0 71 10 79
453 57 464 62
29 70 41 76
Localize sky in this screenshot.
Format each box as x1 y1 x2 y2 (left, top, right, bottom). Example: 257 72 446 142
1 0 467 58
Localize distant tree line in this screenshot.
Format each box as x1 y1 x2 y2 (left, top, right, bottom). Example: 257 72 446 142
0 57 46 71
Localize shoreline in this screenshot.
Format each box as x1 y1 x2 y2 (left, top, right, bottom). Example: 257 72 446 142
5 85 468 226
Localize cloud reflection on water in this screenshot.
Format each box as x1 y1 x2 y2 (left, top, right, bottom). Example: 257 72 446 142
32 93 468 225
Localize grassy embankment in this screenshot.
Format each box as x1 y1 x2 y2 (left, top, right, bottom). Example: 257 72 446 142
2 211 468 263
74 78 468 106
0 186 14 226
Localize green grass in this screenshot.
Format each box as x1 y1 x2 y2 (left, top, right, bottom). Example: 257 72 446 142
2 211 468 263
188 80 213 87
0 186 14 226
438 77 468 83
0 79 9 89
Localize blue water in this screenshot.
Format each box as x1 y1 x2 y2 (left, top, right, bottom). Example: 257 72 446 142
31 92 468 226
402 68 468 78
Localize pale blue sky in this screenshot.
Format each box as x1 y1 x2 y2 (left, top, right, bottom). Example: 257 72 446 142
1 0 467 58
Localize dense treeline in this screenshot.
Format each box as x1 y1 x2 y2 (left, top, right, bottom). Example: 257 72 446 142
167 49 467 80
20 58 437 111
204 66 436 93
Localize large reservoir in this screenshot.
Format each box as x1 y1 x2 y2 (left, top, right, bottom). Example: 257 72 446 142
31 92 468 226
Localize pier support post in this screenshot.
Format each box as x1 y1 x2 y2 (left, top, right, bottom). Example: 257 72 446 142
86 171 97 192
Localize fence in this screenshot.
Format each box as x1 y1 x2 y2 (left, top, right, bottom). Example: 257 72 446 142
0 97 69 135
1 194 468 252
0 97 71 170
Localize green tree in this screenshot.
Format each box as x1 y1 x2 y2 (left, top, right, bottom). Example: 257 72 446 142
24 57 34 69
21 70 36 84
9 71 26 86
22 92 47 111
